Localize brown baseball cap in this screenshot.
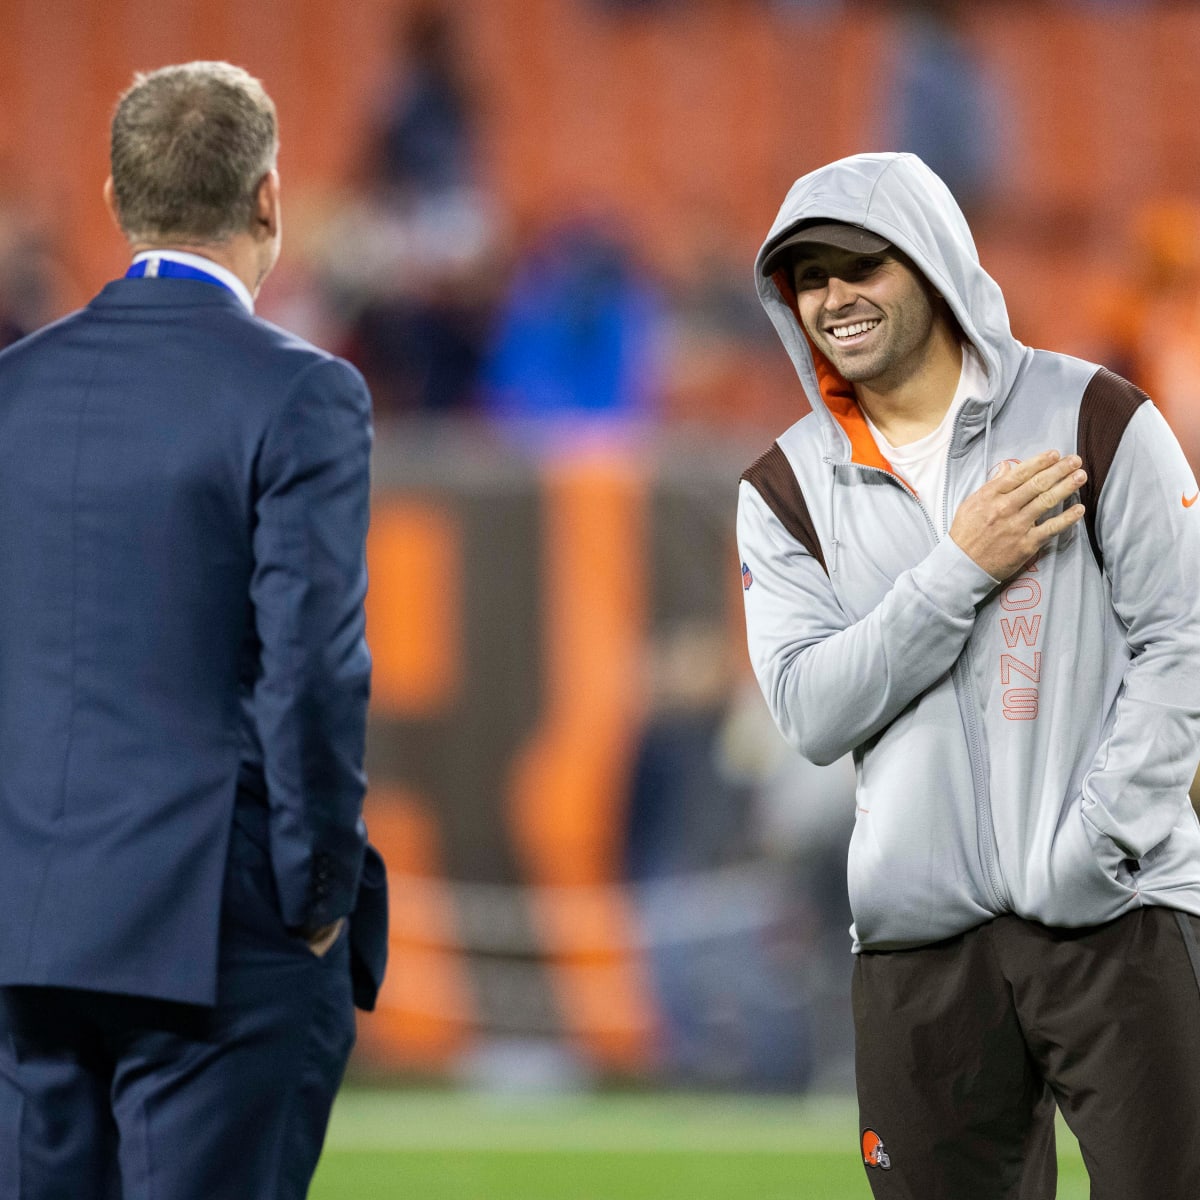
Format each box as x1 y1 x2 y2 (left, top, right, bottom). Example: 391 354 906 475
761 221 891 278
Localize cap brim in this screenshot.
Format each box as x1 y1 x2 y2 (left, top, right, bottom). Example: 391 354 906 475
761 222 891 277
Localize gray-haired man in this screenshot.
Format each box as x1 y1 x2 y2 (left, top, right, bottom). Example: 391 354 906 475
0 62 386 1200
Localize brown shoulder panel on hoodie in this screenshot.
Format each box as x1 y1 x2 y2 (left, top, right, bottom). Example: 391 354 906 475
741 442 827 575
1077 368 1151 567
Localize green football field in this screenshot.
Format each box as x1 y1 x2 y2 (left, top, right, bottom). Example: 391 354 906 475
310 1089 1090 1199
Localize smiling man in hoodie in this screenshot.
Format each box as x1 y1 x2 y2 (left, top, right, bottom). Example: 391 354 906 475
738 152 1200 1198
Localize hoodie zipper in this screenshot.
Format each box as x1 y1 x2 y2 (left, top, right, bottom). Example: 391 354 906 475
838 408 1010 912
943 404 1010 911
951 644 1008 909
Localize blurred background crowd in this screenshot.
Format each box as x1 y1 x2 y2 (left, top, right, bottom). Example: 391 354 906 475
2 0 1198 1095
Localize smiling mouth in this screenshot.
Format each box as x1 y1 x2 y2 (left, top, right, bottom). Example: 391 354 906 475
829 319 881 340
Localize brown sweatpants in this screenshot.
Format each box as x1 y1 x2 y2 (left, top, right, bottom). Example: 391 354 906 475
852 907 1200 1200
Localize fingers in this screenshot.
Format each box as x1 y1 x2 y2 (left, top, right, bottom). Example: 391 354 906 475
1017 454 1086 544
1032 501 1086 543
1002 453 1081 496
1027 462 1086 516
997 452 1086 514
305 917 345 958
950 449 1087 581
991 450 1066 493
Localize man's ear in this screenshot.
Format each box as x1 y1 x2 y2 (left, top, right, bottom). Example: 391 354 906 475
254 169 280 240
102 177 122 232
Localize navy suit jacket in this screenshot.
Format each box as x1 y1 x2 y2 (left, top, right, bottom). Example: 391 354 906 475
0 277 386 1009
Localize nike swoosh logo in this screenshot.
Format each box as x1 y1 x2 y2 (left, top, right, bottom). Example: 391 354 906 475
1185 491 1200 508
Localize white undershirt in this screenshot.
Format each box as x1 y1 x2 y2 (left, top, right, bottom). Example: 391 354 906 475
865 344 987 537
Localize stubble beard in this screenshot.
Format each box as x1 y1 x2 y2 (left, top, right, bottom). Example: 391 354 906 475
820 300 936 392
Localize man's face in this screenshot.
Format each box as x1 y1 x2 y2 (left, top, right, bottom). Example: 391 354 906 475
792 245 944 393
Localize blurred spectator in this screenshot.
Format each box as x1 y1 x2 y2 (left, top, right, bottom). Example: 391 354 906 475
720 680 857 972
718 676 858 1085
623 622 815 1091
369 6 478 200
480 216 665 431
322 5 499 417
669 226 775 350
0 194 70 348
660 214 787 428
626 625 755 884
329 196 496 416
879 0 1009 219
255 190 354 353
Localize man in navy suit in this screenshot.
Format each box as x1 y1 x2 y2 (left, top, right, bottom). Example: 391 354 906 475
0 62 386 1198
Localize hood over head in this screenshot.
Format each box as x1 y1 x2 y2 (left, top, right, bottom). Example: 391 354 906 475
755 152 1025 460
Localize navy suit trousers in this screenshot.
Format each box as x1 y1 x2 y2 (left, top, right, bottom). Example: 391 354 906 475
0 829 356 1200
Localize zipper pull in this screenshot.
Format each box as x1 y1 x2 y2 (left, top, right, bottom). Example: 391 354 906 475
830 537 840 574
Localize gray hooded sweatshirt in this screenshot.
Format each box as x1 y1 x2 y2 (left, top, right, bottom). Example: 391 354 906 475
738 152 1200 951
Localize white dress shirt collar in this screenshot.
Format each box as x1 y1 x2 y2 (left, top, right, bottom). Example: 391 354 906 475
131 249 255 315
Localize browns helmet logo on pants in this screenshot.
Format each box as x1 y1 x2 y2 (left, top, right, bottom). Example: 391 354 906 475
862 1129 892 1170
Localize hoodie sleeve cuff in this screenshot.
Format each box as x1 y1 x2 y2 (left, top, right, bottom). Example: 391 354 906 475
911 536 1001 619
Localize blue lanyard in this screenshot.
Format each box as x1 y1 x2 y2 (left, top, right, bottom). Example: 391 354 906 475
125 257 234 296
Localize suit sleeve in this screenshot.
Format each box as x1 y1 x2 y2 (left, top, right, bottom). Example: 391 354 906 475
251 356 373 934
737 479 999 764
1080 402 1200 858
